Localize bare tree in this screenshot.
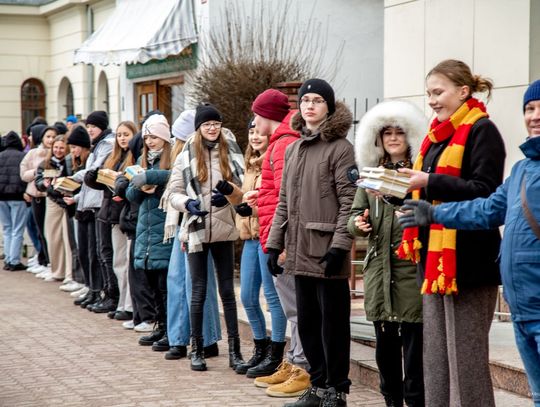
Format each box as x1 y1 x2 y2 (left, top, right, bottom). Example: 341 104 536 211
190 0 343 151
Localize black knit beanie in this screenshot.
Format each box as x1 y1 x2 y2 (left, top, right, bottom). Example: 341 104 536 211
194 104 222 131
298 79 336 115
67 126 91 149
54 121 69 135
86 110 109 131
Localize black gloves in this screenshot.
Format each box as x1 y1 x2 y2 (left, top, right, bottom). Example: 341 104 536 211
234 202 252 217
398 199 435 228
215 180 234 196
186 199 208 217
267 248 284 277
318 248 348 278
211 189 228 207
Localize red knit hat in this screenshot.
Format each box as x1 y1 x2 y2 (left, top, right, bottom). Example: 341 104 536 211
251 89 290 122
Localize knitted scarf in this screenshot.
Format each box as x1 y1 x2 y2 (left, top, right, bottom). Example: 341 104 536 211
175 133 244 253
397 98 488 295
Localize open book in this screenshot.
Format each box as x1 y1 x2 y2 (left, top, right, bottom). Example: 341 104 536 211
124 165 145 181
358 167 410 199
96 169 119 189
43 169 61 178
53 177 81 196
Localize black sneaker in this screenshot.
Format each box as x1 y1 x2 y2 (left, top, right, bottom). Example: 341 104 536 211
114 310 133 321
152 335 169 351
10 263 27 271
107 310 117 319
165 346 187 360
321 387 347 407
283 387 324 407
3 263 13 271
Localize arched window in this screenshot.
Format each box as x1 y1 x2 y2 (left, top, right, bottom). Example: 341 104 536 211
97 71 109 112
21 78 46 134
58 77 74 120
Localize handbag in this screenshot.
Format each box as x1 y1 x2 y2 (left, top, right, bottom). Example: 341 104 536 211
520 177 540 240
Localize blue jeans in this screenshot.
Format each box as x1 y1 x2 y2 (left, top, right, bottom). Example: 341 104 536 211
240 239 286 341
513 320 540 406
167 231 221 347
0 201 27 265
26 206 41 254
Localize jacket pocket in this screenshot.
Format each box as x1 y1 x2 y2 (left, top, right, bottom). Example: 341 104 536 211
318 162 331 198
305 222 336 258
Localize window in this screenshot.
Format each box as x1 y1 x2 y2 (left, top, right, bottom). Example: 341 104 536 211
58 77 74 120
21 78 46 134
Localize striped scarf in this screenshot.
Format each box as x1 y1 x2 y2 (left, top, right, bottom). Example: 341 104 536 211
397 98 488 295
177 132 244 253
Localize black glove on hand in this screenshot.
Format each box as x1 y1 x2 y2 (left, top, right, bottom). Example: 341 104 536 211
234 202 253 217
210 189 228 207
267 248 284 277
318 248 348 278
215 180 234 196
398 199 435 228
186 199 208 217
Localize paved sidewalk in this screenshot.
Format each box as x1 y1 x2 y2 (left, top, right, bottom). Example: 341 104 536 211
0 267 386 407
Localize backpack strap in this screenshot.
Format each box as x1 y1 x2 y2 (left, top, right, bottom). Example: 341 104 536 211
521 176 540 240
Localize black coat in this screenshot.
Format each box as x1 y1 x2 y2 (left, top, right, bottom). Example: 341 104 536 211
115 174 139 239
35 155 77 216
419 117 506 288
0 132 26 201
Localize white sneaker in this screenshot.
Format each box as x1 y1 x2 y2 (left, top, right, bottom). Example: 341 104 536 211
60 281 84 292
27 254 39 266
29 264 46 274
134 321 154 332
70 286 89 297
44 274 61 282
35 269 49 278
122 320 135 330
38 270 53 280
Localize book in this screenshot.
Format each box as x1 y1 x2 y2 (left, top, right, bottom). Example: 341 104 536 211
53 177 81 196
124 165 145 180
96 169 119 189
358 167 411 199
43 169 61 178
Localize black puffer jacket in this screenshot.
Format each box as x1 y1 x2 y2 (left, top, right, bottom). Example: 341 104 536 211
0 131 26 201
35 155 77 217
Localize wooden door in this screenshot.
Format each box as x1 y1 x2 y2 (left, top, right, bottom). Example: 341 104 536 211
135 81 158 126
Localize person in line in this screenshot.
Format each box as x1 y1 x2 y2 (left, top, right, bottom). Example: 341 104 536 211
168 104 245 372
395 59 506 407
267 79 356 407
398 79 540 407
126 114 173 347
159 109 222 360
0 131 28 271
348 100 427 407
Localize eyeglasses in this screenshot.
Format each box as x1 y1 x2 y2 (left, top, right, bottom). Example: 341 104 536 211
300 97 327 106
201 122 222 130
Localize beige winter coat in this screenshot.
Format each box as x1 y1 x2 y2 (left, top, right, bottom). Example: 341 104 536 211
266 102 357 279
19 146 48 198
169 142 243 244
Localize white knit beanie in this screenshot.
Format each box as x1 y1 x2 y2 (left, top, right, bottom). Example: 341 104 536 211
172 110 196 141
142 114 171 143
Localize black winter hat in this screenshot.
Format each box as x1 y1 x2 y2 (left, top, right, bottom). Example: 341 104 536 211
2 131 23 151
54 121 69 135
30 124 47 146
194 104 222 131
67 125 91 148
86 110 109 131
298 78 336 115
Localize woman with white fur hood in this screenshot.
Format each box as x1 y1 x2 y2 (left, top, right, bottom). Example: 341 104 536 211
347 100 427 407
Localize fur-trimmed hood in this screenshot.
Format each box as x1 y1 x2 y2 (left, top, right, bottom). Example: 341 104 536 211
355 100 428 169
291 101 352 142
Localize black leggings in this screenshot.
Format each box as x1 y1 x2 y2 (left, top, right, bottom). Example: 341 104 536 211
31 197 49 266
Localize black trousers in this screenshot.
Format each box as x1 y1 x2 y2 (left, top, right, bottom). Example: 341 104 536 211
95 220 118 300
295 275 352 393
66 217 84 283
142 268 167 326
188 241 238 339
129 240 155 325
374 321 424 407
31 197 49 266
77 214 102 292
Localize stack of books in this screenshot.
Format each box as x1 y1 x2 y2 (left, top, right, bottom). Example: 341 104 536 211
96 169 118 189
43 169 61 178
53 177 80 196
124 165 145 180
358 167 411 199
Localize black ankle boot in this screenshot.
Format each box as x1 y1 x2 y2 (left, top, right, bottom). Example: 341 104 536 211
246 340 286 378
190 337 207 371
235 337 269 374
74 291 92 306
152 334 169 351
165 345 187 360
203 342 219 358
228 336 244 370
138 323 165 346
92 297 117 313
80 291 100 309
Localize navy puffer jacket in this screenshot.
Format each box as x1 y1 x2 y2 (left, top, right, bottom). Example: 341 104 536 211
0 132 27 201
126 155 172 270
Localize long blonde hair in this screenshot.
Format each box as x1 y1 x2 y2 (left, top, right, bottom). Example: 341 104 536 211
193 130 232 183
171 140 186 163
104 121 137 171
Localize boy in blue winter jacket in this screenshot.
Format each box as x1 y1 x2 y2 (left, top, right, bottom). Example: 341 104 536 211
399 79 540 406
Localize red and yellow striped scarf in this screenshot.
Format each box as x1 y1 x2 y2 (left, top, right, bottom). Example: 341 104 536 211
397 98 488 295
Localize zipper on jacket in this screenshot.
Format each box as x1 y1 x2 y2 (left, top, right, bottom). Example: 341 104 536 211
208 147 212 242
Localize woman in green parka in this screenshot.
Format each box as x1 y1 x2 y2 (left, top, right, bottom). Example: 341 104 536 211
348 100 427 407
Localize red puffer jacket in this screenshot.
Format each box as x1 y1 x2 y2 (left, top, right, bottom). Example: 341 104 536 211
258 110 300 252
